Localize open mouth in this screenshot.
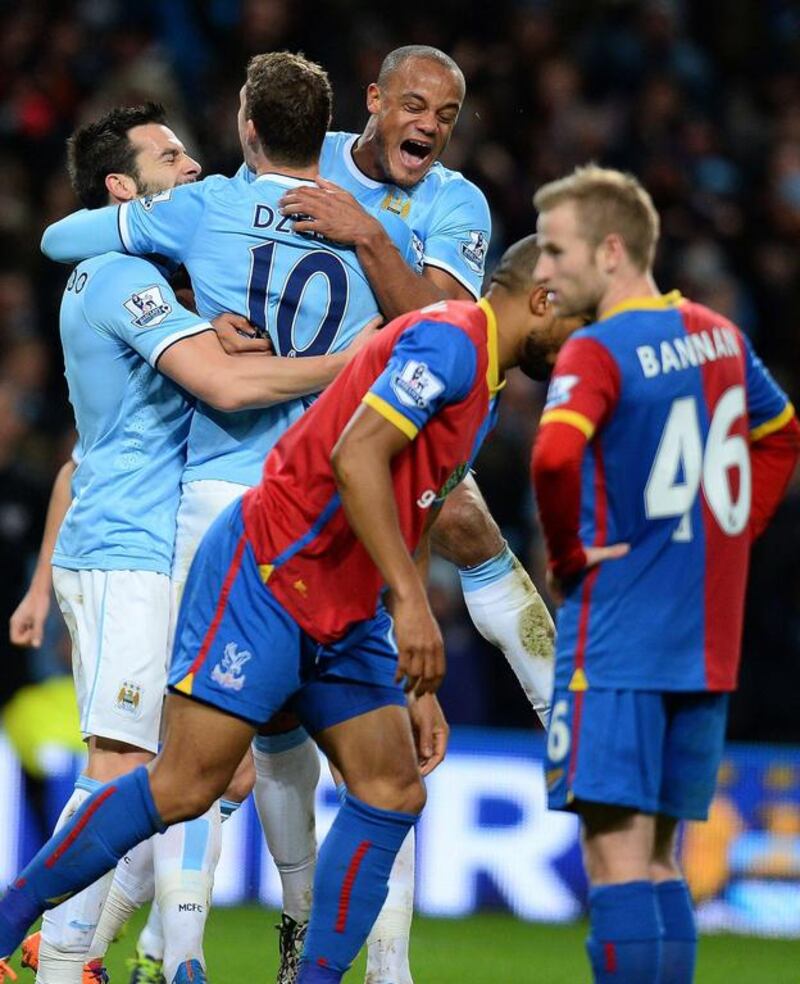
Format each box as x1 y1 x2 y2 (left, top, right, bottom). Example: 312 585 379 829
399 139 433 170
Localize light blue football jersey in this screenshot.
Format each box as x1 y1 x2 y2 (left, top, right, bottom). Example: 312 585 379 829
54 253 211 574
319 132 492 300
46 172 416 485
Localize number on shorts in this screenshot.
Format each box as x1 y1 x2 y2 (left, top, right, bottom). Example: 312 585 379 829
547 699 571 763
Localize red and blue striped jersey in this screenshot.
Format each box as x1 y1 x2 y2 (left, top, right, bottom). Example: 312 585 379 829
532 292 799 693
242 298 502 643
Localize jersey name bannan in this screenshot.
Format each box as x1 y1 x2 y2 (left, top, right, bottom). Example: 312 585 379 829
636 326 740 379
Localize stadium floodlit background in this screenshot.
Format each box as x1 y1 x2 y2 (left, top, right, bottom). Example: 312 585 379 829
1 0 799 960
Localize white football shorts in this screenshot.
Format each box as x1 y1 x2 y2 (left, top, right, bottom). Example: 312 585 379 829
52 567 171 753
170 480 250 649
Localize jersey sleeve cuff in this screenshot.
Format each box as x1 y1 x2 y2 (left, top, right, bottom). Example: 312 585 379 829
539 408 596 440
362 392 418 440
421 255 481 299
151 322 214 367
750 402 795 442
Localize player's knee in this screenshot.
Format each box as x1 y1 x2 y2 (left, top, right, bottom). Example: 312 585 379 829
151 760 226 823
352 772 426 816
431 481 503 567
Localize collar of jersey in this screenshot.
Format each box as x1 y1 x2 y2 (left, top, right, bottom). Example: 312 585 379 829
343 134 386 190
478 297 505 395
599 289 683 322
254 172 316 188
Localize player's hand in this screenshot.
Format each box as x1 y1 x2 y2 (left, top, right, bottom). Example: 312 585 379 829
345 316 383 362
408 692 449 776
391 590 446 697
547 542 630 605
212 313 273 355
279 177 380 246
10 587 50 648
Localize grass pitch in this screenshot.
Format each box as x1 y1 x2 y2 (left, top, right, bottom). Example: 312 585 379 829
10 906 800 982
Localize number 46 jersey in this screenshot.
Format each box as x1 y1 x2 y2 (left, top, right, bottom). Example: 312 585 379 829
532 292 798 693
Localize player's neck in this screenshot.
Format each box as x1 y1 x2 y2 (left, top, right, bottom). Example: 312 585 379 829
596 271 659 321
352 124 386 183
483 288 519 374
252 154 319 182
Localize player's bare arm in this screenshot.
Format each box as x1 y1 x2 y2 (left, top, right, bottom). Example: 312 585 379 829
9 458 75 648
331 403 445 695
157 317 352 412
280 178 473 318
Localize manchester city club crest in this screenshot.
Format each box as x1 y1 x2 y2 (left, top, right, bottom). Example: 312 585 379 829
115 680 143 718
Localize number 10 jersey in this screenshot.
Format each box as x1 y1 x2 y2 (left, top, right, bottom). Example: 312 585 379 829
534 291 795 692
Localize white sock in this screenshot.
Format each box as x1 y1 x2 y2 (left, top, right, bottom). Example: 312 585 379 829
38 777 114 983
252 732 320 923
137 901 165 962
460 544 555 726
155 804 222 984
365 827 415 984
86 837 155 961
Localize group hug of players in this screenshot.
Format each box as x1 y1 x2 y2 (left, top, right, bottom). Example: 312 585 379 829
2 42 798 984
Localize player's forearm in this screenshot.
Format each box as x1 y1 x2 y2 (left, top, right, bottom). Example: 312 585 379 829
222 350 349 410
31 460 75 594
750 416 800 539
356 223 446 319
532 424 587 579
332 442 424 601
41 207 123 264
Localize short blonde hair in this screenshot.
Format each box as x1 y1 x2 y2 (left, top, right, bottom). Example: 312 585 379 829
534 164 660 271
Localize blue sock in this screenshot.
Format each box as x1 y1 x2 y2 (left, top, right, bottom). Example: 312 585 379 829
656 880 697 983
298 793 418 982
0 766 164 957
586 881 662 982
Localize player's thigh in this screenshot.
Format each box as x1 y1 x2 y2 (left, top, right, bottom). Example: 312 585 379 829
151 692 255 823
293 602 407 736
169 479 250 652
53 566 170 755
545 687 667 818
430 472 504 567
313 703 425 815
168 498 304 727
659 691 729 822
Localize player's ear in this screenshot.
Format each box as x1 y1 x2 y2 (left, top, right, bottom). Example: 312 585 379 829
106 172 138 202
599 233 624 274
366 83 381 115
529 284 550 317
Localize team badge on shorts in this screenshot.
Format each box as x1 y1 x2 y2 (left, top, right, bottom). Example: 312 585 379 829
115 680 143 718
211 642 252 691
124 286 172 328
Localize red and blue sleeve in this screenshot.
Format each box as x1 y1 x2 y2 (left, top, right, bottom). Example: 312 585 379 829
363 320 478 440
741 332 800 539
531 336 621 579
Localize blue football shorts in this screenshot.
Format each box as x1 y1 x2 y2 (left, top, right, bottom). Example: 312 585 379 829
168 498 406 732
545 686 729 820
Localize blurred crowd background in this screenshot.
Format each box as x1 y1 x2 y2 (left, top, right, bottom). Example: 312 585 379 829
0 0 798 752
